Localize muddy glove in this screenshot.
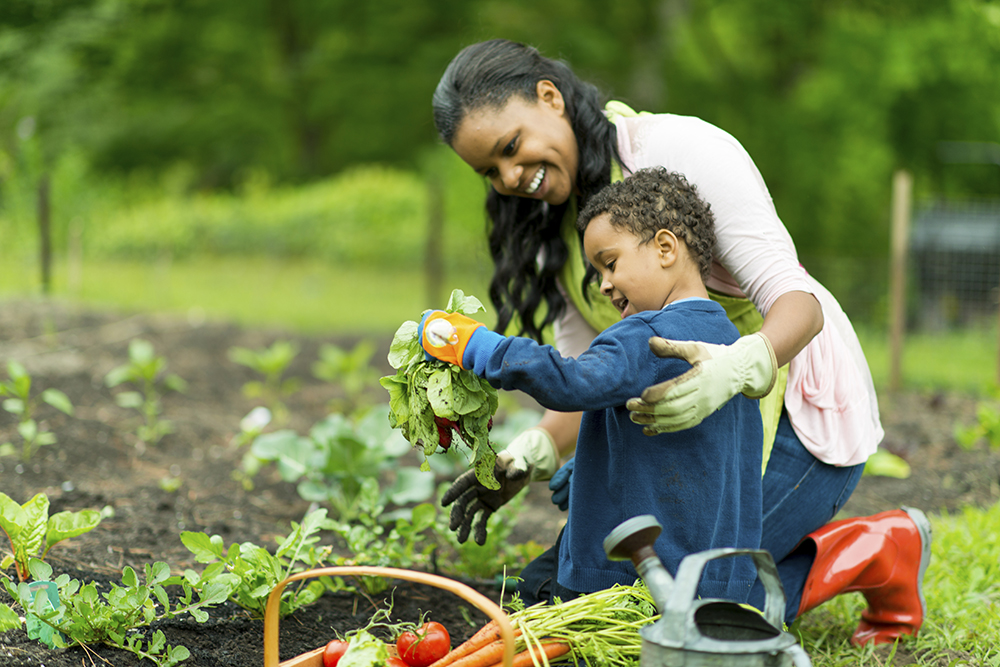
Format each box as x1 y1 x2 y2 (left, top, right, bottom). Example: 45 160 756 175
441 427 559 545
419 310 503 371
548 457 574 511
627 332 777 435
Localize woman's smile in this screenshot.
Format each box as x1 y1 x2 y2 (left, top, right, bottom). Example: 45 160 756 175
450 81 579 206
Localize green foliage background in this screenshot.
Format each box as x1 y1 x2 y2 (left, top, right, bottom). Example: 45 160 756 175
0 0 998 325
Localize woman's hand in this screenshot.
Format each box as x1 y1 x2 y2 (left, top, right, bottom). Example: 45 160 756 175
441 427 559 544
626 333 777 434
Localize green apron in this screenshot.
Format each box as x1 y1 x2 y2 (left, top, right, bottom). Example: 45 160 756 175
556 102 789 474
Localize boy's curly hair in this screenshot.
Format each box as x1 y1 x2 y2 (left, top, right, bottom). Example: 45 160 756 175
576 167 716 281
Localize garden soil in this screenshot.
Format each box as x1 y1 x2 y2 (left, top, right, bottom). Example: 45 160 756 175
1 297 997 667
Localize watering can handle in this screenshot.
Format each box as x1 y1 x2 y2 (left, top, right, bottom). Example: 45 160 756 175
668 548 786 629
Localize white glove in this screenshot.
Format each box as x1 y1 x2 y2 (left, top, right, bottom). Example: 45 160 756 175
501 427 560 482
627 333 777 435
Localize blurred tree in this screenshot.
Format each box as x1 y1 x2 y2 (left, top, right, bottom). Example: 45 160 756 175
0 0 996 263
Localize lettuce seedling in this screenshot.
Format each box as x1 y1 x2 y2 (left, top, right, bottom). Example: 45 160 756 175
380 289 500 489
228 339 301 424
1 559 231 667
105 338 187 445
0 492 102 582
0 360 74 461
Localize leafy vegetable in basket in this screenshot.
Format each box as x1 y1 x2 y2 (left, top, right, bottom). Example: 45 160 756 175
380 290 500 489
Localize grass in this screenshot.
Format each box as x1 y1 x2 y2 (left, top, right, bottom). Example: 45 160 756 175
0 254 492 335
793 502 1000 666
857 324 999 395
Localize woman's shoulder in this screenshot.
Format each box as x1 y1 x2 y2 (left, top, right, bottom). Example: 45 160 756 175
615 112 749 172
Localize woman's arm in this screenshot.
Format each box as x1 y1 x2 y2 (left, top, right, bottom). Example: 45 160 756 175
759 291 824 367
538 409 581 458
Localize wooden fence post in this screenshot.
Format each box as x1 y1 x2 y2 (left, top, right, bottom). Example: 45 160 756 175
888 170 913 393
38 174 52 295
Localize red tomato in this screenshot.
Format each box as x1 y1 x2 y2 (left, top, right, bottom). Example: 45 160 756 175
396 622 451 667
323 639 350 667
387 657 410 667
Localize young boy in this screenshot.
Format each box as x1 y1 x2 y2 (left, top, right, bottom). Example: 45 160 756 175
420 167 764 605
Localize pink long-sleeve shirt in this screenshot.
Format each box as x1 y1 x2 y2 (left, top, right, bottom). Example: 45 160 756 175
554 112 882 466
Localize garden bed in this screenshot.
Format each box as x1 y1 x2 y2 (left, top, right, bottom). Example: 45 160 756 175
1 297 998 666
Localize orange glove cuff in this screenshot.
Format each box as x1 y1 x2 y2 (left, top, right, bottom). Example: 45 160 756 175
420 310 486 369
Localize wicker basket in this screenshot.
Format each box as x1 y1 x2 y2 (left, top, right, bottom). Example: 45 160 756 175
263 566 516 667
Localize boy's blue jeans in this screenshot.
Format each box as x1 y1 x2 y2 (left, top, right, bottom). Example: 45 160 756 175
517 412 865 619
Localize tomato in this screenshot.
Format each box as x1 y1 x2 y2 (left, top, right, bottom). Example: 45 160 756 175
396 622 451 667
386 657 410 667
323 639 350 667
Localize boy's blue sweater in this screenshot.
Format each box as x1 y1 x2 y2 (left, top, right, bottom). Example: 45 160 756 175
475 299 763 603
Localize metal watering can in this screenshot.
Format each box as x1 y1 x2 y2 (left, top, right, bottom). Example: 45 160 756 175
603 515 812 667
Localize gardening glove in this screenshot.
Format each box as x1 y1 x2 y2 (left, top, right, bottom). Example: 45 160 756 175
419 310 503 371
548 457 574 511
442 427 559 545
627 332 778 435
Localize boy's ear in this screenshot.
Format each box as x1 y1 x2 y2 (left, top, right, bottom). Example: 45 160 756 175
655 229 679 267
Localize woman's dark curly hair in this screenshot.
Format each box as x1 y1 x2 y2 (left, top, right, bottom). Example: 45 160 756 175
576 167 717 282
432 39 622 341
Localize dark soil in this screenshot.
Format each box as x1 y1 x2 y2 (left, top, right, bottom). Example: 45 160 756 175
1 297 998 666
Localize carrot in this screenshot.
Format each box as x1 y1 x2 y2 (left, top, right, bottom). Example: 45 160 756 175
444 639 506 667
428 621 520 667
486 642 571 667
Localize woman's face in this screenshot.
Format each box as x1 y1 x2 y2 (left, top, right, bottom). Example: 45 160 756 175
451 80 580 206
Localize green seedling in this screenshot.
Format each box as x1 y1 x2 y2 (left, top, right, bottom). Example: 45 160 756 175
313 340 381 415
230 406 272 448
326 478 437 596
179 508 333 618
228 340 301 424
0 360 74 461
244 404 434 521
105 338 187 445
955 400 1000 450
0 492 102 582
1 559 233 667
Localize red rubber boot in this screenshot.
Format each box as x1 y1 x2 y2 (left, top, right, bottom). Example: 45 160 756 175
796 506 932 646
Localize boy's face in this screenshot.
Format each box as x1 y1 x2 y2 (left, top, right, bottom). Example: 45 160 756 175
583 213 676 319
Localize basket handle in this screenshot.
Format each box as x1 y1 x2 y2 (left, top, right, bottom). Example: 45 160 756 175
263 566 516 667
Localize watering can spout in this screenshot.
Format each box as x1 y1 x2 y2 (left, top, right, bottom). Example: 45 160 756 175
602 515 674 614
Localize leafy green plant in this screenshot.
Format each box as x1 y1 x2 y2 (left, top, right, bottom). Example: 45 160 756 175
228 339 301 423
178 508 334 618
0 492 103 582
244 404 434 521
326 478 438 595
0 559 232 667
313 339 381 415
430 487 544 582
230 406 273 448
105 338 187 445
955 399 1000 450
380 289 500 489
0 360 74 461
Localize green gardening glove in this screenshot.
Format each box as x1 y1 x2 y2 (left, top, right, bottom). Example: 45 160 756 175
626 332 777 435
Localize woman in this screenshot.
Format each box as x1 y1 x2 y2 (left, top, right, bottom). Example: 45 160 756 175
432 38 930 646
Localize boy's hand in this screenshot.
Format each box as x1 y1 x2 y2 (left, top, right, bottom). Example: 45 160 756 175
627 332 777 434
419 310 487 369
